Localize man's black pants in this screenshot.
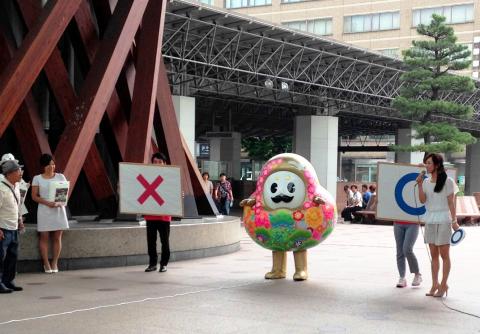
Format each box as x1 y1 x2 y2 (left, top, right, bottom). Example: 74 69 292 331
146 220 170 267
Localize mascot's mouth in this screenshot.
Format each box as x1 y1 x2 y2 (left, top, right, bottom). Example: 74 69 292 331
271 194 294 203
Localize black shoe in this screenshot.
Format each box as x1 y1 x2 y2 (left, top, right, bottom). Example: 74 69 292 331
0 283 13 294
159 266 167 273
145 266 157 272
4 283 23 291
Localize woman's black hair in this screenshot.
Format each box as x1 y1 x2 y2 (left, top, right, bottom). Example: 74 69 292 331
202 172 209 178
424 153 447 193
40 153 53 168
151 152 167 163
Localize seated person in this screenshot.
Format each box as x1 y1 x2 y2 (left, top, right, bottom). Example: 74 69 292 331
361 184 372 209
341 185 363 222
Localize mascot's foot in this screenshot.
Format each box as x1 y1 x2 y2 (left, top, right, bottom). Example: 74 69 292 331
293 271 308 281
293 250 308 281
265 271 286 279
265 251 287 279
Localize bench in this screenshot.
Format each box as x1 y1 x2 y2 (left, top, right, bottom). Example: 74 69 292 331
355 194 377 224
473 192 480 208
456 196 480 224
352 195 479 225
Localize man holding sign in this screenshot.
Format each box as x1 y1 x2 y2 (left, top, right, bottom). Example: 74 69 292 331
143 153 171 273
119 152 183 273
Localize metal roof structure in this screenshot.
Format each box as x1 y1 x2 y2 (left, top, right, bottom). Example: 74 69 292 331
163 0 480 138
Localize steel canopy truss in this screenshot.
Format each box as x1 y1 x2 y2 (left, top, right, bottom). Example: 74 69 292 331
164 0 480 133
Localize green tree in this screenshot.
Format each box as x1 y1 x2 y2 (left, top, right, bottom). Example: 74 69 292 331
242 136 292 161
392 14 476 153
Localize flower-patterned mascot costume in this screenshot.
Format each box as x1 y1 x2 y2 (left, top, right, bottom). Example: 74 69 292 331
240 153 336 281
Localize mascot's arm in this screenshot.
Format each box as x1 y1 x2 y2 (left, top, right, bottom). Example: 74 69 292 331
239 198 256 207
312 196 325 205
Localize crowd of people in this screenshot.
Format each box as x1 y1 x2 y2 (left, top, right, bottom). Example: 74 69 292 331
202 171 234 216
0 151 461 299
340 183 376 222
0 151 237 284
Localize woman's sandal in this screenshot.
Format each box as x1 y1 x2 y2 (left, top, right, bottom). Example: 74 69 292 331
425 286 438 296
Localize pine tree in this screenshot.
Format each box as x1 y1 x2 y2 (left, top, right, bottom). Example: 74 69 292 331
392 14 476 153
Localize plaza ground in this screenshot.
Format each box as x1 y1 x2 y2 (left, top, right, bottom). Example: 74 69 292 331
1 223 479 334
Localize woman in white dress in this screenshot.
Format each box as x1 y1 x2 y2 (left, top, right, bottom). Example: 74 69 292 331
416 153 459 298
31 154 69 273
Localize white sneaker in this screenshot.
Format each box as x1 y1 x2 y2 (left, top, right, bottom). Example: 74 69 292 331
396 277 407 288
412 273 423 287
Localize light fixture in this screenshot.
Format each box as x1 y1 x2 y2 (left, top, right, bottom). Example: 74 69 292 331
281 81 289 91
264 79 273 89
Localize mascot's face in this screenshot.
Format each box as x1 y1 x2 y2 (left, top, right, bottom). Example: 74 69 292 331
263 170 306 210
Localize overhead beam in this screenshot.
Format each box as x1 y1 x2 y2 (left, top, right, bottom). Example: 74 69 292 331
338 146 391 152
0 0 83 136
54 0 149 189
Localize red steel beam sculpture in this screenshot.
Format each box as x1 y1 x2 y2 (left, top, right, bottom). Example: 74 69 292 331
16 0 116 205
125 0 166 163
0 0 217 217
0 32 51 175
73 0 130 158
0 0 83 136
156 61 200 217
54 0 149 189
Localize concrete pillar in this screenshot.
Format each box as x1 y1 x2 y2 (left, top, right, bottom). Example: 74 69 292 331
172 96 195 156
395 128 424 164
209 132 242 180
465 140 480 195
293 116 338 198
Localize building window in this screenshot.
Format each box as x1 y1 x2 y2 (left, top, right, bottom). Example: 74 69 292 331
344 12 400 33
281 0 306 3
283 18 332 36
225 0 271 9
199 0 214 4
377 48 400 59
412 4 474 26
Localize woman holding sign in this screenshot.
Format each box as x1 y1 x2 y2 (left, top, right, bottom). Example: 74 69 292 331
31 154 69 273
416 153 459 298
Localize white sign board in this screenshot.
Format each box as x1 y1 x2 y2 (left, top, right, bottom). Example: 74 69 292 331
377 162 425 223
119 163 183 217
377 162 457 223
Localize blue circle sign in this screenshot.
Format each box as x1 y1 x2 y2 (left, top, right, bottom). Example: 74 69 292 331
394 173 426 216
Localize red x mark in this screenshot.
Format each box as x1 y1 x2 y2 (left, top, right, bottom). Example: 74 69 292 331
137 174 165 206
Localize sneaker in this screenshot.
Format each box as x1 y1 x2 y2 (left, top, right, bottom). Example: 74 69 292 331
396 277 407 288
145 266 157 272
159 266 167 273
412 273 423 287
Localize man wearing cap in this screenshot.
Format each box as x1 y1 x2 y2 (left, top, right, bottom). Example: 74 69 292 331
0 160 24 293
0 154 28 216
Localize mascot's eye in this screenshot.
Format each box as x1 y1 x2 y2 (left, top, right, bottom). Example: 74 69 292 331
287 182 295 193
270 183 278 193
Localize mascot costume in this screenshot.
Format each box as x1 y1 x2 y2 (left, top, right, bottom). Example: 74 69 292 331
240 153 337 281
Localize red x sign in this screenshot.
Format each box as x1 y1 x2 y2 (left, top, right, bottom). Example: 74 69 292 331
137 174 165 206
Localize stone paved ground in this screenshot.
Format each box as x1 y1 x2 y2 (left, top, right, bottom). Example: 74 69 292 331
1 224 479 334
